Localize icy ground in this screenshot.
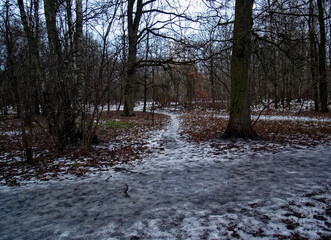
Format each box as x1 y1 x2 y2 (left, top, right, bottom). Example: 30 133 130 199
0 112 330 240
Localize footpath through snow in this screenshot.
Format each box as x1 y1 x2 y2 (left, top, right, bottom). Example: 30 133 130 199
0 112 330 240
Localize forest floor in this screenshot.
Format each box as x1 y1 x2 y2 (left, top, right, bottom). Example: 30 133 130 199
0 111 170 186
0 104 331 239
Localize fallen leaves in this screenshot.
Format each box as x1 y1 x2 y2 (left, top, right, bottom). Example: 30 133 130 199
0 111 170 185
180 112 227 141
180 110 331 147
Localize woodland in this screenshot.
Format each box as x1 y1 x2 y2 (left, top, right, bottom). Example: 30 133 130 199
1 0 330 161
0 0 331 239
1 0 331 181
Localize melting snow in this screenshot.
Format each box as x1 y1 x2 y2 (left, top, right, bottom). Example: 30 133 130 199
0 111 330 239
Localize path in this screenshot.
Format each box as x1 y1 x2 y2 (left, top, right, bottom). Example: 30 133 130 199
0 113 330 239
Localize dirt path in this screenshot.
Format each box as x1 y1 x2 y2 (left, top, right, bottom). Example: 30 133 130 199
0 113 330 239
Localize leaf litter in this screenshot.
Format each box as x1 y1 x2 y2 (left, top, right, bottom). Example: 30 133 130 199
0 108 330 239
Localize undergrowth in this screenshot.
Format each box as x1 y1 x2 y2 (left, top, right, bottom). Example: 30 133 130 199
0 111 170 185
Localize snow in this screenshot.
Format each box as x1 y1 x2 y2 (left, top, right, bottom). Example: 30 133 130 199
0 130 21 136
0 111 330 239
253 115 331 122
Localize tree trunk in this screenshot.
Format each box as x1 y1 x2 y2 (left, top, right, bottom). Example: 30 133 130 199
123 62 136 116
209 56 215 108
143 33 150 113
74 0 86 146
223 0 257 140
309 0 320 111
44 0 62 70
17 0 42 115
122 0 143 116
4 0 21 118
317 0 328 112
143 78 147 113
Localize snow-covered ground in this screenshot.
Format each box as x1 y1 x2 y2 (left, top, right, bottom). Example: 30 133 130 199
0 112 330 239
212 113 331 123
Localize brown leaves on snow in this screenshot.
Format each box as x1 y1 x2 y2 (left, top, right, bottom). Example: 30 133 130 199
180 110 331 147
0 111 170 185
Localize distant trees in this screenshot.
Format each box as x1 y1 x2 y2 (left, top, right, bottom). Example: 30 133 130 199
252 0 330 112
1 0 122 157
0 0 330 156
121 0 198 116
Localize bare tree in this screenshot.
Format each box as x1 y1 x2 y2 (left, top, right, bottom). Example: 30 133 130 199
223 0 257 139
317 0 328 112
122 0 144 116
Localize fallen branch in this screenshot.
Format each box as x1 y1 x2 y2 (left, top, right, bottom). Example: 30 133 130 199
252 101 275 127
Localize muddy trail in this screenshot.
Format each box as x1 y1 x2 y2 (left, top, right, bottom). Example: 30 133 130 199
0 113 330 239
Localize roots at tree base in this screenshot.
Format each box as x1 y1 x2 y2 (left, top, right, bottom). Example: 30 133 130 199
222 124 258 141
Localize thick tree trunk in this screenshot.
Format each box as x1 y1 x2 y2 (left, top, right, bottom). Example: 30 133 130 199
123 84 135 116
309 0 329 112
317 0 328 112
122 0 143 116
309 0 320 111
223 0 257 140
44 0 62 69
123 65 136 116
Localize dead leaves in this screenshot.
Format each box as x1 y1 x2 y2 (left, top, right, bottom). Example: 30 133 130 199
254 120 331 146
180 112 227 141
0 111 170 185
180 110 331 147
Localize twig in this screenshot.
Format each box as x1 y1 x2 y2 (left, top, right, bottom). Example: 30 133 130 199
297 99 306 116
252 101 274 127
124 184 130 198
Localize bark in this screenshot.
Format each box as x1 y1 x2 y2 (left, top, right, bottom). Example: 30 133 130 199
123 0 143 116
17 0 42 114
309 0 328 112
10 0 37 162
209 55 215 108
74 0 83 91
223 0 257 140
309 0 320 111
43 0 78 150
143 33 151 113
317 0 328 112
74 0 86 145
44 0 62 69
4 0 21 117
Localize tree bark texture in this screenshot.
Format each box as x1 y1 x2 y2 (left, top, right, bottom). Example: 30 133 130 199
123 0 143 116
17 0 42 114
43 0 84 150
309 0 329 112
317 0 328 112
44 0 62 69
309 0 320 112
223 0 257 139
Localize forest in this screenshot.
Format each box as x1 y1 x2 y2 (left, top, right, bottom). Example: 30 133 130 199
0 0 331 239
